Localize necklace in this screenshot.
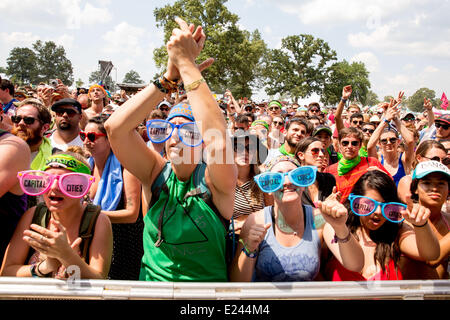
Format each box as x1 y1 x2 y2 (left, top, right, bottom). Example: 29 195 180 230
274 207 302 236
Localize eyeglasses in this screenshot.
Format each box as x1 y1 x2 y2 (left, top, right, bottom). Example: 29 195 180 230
17 170 95 198
11 115 40 125
146 119 203 147
80 131 107 142
341 140 360 147
380 137 398 145
309 147 326 156
273 121 284 126
362 128 375 134
54 108 78 117
254 166 317 193
352 120 363 125
435 122 450 130
348 194 406 223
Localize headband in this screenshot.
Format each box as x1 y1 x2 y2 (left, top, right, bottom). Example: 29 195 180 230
251 120 269 131
88 84 107 96
268 100 283 109
42 154 91 175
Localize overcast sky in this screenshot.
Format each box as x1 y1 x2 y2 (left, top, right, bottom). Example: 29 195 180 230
0 0 448 105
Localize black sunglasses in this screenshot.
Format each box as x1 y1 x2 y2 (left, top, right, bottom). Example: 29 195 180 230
341 140 360 147
380 137 398 145
352 120 363 125
233 143 250 152
273 121 284 126
435 122 450 130
310 109 320 113
54 108 78 117
362 128 375 134
11 115 39 125
403 117 415 122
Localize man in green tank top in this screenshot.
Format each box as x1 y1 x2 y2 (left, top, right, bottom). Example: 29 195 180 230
105 18 237 281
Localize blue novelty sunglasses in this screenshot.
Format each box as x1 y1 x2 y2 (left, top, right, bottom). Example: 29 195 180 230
348 194 406 223
146 119 203 147
254 166 317 193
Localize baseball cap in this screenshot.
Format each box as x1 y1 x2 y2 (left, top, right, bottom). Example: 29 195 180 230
436 114 450 125
158 101 172 110
370 115 381 123
313 125 332 137
51 98 82 114
401 111 415 120
412 160 450 181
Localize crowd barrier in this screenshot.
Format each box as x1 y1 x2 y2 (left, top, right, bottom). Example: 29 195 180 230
0 277 449 300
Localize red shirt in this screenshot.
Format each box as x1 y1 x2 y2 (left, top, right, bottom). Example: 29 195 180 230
324 157 392 203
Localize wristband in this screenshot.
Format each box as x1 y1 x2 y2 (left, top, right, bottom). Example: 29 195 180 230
331 230 351 244
185 78 206 93
341 98 347 103
30 264 39 278
412 220 428 228
153 78 168 94
239 239 258 258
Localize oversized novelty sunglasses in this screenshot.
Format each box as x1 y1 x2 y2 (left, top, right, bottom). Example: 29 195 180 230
80 131 107 142
11 115 40 125
17 170 95 198
254 166 317 193
146 119 203 147
348 194 406 223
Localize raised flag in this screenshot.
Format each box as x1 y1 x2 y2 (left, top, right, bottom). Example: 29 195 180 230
441 92 448 110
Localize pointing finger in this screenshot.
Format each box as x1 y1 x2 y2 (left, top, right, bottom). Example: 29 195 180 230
175 16 189 31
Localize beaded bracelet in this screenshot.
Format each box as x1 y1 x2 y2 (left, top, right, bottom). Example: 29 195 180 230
239 239 258 258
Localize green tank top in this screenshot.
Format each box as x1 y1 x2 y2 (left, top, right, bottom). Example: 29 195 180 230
139 164 228 282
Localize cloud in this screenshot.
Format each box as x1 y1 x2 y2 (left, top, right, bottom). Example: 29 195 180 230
102 22 146 56
350 52 380 72
424 65 439 73
0 31 74 50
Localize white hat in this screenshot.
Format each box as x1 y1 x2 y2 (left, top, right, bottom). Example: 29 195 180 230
412 161 450 181
370 115 381 122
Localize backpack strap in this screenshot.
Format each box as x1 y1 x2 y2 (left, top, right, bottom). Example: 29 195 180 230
78 204 101 263
31 202 52 227
149 161 172 211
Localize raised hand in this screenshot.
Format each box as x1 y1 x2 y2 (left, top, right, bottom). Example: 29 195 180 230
316 188 348 228
402 195 431 227
55 79 70 98
342 85 352 100
423 98 433 111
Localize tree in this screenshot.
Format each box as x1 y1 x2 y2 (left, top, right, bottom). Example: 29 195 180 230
364 90 379 106
262 34 337 102
32 40 74 86
75 78 84 88
153 0 266 99
405 88 440 112
89 71 115 91
5 47 38 85
123 70 144 84
321 60 370 106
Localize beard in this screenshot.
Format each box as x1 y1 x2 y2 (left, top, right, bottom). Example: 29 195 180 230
11 126 43 146
57 120 72 131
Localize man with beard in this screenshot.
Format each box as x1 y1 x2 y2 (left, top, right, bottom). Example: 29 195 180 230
49 98 84 152
264 117 312 164
11 98 52 170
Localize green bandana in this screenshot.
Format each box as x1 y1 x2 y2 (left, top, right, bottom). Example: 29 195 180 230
337 155 361 176
279 143 295 157
42 154 91 175
359 145 368 158
251 120 269 131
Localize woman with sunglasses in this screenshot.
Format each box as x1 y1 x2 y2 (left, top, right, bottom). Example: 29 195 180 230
105 18 237 282
230 155 365 282
1 152 113 279
268 115 285 149
367 103 415 186
295 137 336 207
323 169 440 281
81 116 143 280
399 161 450 280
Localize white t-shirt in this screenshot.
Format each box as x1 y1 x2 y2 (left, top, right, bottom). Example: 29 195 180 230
49 133 84 151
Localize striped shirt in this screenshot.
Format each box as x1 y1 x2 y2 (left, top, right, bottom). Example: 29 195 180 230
232 180 265 218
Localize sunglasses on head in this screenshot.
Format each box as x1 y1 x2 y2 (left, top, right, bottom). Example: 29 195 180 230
54 108 78 117
348 194 406 223
254 166 317 193
17 170 95 199
80 131 107 142
341 140 360 147
11 115 39 125
435 122 450 130
380 137 398 145
362 128 375 134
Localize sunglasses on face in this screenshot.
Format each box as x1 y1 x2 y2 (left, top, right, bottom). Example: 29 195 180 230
380 137 398 145
273 121 284 126
80 131 107 142
403 118 415 122
146 119 203 147
159 107 170 112
309 147 326 156
233 143 250 153
310 109 320 113
348 194 406 223
352 120 363 125
341 140 360 147
435 122 450 130
362 128 375 134
54 108 78 117
423 155 450 166
11 115 39 125
17 170 95 198
268 107 280 111
254 166 317 193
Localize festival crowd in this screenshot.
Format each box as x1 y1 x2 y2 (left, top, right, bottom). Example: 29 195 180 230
0 18 448 283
